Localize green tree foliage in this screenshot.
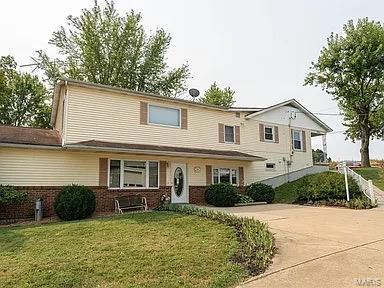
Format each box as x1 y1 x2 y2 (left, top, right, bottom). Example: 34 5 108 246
312 149 331 163
200 82 235 107
305 18 384 167
0 56 50 128
34 0 189 96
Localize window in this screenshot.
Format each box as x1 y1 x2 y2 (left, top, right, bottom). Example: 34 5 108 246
148 162 159 187
123 161 146 187
264 126 274 141
213 168 238 185
266 163 275 170
292 130 302 150
224 125 235 143
109 160 121 188
148 105 180 127
231 169 237 184
109 160 159 188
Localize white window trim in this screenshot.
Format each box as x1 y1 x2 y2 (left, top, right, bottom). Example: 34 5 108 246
224 125 235 143
265 163 276 170
264 125 275 142
148 104 181 129
108 159 160 189
292 129 303 151
212 167 238 186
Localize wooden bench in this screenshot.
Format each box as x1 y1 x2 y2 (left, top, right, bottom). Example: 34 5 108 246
115 195 148 214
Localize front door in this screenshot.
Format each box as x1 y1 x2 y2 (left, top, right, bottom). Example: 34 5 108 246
171 163 188 203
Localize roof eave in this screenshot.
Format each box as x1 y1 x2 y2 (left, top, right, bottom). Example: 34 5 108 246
64 144 265 161
245 99 333 133
56 77 230 112
0 143 62 149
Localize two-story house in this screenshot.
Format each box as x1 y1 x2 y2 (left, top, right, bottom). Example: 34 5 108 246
0 78 332 218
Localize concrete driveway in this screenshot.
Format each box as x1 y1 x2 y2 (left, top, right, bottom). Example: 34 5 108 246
212 204 384 288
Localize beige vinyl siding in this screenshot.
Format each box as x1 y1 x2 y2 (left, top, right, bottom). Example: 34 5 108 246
65 86 242 150
242 122 313 183
60 84 317 184
0 148 98 186
0 148 248 187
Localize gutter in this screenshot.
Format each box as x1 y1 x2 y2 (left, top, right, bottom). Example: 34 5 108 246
64 144 266 162
56 78 230 112
0 143 62 150
0 142 265 161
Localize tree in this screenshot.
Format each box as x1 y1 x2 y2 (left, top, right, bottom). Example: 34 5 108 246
34 0 189 96
0 56 50 128
200 82 235 107
312 149 331 163
305 18 384 167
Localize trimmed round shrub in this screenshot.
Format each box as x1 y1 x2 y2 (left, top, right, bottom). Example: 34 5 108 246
205 183 237 207
54 184 96 221
296 172 361 202
246 183 275 203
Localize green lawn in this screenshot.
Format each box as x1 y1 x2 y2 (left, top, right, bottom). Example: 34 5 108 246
0 212 247 288
273 179 303 203
354 167 384 190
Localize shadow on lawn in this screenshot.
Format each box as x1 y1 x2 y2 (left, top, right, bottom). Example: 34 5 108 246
0 229 26 252
92 210 186 225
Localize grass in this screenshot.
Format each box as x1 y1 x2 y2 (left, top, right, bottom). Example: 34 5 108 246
162 204 275 275
0 212 247 288
273 179 304 203
354 167 384 191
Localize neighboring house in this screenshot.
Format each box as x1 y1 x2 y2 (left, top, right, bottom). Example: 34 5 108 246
0 78 332 217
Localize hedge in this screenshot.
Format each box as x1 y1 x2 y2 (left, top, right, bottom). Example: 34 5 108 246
161 204 276 275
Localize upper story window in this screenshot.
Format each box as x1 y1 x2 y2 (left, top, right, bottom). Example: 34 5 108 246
224 125 235 143
148 104 180 127
264 126 274 141
292 129 303 150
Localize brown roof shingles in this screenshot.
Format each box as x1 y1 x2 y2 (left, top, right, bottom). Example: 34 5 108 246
68 140 264 160
0 126 263 160
0 125 61 146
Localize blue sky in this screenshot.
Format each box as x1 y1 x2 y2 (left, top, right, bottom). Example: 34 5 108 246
1 0 384 160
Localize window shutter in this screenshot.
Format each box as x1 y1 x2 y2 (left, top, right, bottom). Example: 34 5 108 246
159 161 167 186
302 130 306 152
99 158 108 186
274 126 279 143
218 123 224 143
181 108 188 129
140 102 148 125
206 165 212 185
259 123 265 142
235 125 240 145
238 167 244 186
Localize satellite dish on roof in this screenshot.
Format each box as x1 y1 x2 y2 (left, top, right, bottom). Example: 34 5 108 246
188 88 200 99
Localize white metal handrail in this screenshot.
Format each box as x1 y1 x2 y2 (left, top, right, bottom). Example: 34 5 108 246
337 163 376 203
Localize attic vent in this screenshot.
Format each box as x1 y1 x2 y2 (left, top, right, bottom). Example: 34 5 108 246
235 112 240 118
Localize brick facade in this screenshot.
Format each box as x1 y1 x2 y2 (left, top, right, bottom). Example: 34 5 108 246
189 186 206 204
0 186 171 221
1 185 246 222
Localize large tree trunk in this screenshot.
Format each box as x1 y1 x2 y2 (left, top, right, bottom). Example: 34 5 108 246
360 127 371 167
